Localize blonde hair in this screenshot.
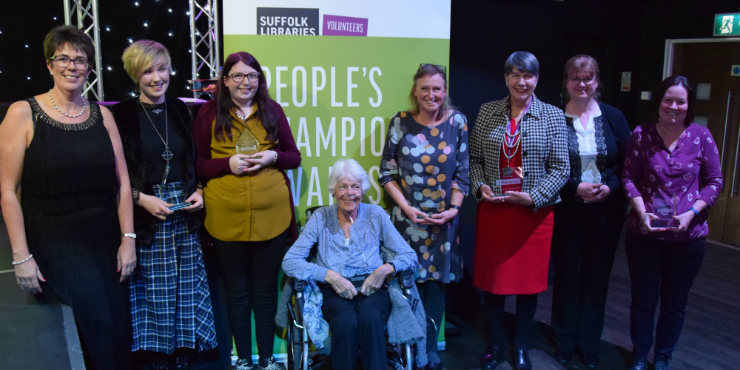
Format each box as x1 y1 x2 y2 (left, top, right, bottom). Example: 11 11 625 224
121 40 171 83
409 64 451 121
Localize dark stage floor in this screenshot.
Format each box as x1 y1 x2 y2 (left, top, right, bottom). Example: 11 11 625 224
1 213 738 370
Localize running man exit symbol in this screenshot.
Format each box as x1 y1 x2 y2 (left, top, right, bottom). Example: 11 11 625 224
714 13 740 36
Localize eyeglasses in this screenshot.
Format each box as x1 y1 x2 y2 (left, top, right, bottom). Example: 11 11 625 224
336 184 362 193
228 72 260 83
49 55 89 70
567 76 596 85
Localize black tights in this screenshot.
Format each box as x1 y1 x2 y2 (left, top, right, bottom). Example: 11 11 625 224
417 281 446 356
484 293 538 349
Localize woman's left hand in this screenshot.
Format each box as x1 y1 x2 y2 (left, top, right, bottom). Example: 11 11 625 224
672 210 695 232
183 190 204 212
427 208 459 225
583 184 611 203
360 264 393 296
242 150 277 173
117 239 137 283
502 191 534 206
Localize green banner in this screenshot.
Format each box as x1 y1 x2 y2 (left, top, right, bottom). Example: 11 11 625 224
225 35 450 221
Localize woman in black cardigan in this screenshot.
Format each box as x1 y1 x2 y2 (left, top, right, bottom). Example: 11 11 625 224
112 40 217 370
550 55 631 369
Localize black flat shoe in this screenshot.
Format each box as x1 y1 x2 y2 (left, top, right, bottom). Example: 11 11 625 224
582 352 598 369
174 353 192 370
629 357 648 370
480 346 505 370
555 349 572 366
514 348 532 370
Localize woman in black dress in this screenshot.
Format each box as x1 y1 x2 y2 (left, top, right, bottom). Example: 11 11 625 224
0 25 135 369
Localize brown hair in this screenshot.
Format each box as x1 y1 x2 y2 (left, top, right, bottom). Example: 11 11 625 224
653 75 695 126
562 54 601 104
43 25 94 68
214 51 279 141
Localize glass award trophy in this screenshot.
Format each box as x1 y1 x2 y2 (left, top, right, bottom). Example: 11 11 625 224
650 196 678 228
235 128 259 156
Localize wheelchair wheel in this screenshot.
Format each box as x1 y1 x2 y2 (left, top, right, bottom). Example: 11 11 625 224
286 321 305 370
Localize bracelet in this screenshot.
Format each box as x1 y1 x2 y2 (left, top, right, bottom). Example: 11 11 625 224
448 204 461 211
689 206 700 216
121 232 137 240
272 150 278 165
12 254 34 266
132 188 140 203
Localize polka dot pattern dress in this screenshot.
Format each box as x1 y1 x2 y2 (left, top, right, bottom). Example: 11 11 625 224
379 110 470 283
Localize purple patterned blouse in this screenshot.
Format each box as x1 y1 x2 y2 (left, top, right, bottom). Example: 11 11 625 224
622 123 723 241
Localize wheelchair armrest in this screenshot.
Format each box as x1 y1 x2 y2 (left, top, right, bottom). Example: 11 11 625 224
397 269 414 290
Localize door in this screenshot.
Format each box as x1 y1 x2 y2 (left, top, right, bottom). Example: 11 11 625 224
667 39 740 247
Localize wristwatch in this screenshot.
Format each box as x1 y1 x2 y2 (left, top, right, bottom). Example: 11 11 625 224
122 233 137 240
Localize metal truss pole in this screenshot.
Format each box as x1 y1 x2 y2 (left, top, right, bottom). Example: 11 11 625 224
62 0 104 101
189 0 221 98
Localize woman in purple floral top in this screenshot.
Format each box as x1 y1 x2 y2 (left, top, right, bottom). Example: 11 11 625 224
621 75 723 370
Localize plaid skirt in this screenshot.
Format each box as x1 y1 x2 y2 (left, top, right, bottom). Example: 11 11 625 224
129 182 217 353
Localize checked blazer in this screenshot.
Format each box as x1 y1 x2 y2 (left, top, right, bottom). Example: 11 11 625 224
470 95 569 210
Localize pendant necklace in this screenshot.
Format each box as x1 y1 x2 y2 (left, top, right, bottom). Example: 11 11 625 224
502 102 528 175
141 101 173 185
501 123 521 176
48 89 87 118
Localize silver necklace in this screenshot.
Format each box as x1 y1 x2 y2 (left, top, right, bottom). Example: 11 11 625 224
48 89 87 118
235 108 247 121
140 101 173 185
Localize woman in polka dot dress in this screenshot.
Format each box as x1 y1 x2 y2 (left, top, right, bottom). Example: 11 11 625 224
379 63 469 370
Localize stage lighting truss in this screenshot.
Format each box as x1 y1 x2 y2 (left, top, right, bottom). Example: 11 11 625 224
63 0 104 101
189 0 221 98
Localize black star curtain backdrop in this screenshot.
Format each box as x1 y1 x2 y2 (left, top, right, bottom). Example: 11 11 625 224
0 0 198 102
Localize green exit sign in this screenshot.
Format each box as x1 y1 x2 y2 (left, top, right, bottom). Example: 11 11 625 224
714 13 740 36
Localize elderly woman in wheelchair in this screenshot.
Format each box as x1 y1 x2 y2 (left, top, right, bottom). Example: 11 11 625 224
282 158 421 370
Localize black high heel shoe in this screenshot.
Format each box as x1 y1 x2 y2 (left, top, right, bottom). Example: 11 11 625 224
480 346 505 370
514 348 531 370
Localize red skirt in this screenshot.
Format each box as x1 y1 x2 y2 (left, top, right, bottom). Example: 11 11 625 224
473 202 554 295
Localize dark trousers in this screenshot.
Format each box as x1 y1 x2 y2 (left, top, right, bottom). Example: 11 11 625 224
625 231 705 358
212 230 288 361
321 286 391 370
417 280 445 357
484 293 538 349
551 198 624 354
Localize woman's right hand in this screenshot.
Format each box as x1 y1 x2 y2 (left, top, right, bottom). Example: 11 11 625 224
14 258 45 294
137 193 173 220
577 182 601 201
638 211 664 233
400 204 433 224
229 154 249 175
325 270 357 300
479 184 505 203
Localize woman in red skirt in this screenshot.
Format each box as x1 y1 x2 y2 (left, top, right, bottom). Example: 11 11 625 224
469 51 569 370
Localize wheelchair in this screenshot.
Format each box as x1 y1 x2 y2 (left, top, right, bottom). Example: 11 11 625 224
284 269 418 370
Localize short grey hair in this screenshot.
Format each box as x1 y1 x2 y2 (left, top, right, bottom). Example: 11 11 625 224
504 51 539 76
328 158 370 196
